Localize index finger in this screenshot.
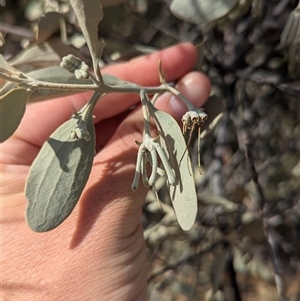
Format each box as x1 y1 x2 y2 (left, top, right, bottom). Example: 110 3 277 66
71 42 199 121
15 43 198 146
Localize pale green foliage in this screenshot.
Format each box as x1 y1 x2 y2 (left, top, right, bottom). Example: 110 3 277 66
0 88 32 143
132 91 176 192
132 133 176 191
0 0 208 232
69 0 104 81
170 0 238 25
25 93 99 232
148 102 198 231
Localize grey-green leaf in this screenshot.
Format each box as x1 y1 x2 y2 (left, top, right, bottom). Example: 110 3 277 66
170 0 238 24
0 88 31 142
148 103 197 231
0 54 22 76
70 0 104 81
25 106 95 232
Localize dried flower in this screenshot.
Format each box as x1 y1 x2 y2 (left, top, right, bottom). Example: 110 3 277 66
181 109 208 172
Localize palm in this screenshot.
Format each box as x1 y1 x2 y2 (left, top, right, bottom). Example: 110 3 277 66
1 44 210 301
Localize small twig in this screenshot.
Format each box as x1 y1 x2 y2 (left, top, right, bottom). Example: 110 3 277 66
239 80 288 301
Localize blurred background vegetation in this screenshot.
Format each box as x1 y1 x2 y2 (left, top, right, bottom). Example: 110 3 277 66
1 0 300 300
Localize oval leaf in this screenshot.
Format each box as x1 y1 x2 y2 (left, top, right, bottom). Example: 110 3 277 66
148 103 197 231
170 0 238 24
0 88 31 142
70 0 104 81
25 107 95 232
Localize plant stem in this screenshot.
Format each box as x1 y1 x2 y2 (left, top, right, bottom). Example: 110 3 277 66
140 90 151 135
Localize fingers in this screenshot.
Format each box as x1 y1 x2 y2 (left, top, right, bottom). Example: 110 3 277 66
154 71 211 121
93 71 211 152
10 43 197 147
102 43 197 84
75 42 198 123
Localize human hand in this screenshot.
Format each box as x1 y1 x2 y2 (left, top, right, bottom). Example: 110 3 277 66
1 43 211 301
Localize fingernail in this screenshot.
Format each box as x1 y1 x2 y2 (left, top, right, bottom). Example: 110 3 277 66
169 95 186 120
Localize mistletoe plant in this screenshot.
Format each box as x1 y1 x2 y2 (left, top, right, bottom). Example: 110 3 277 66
0 0 207 232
